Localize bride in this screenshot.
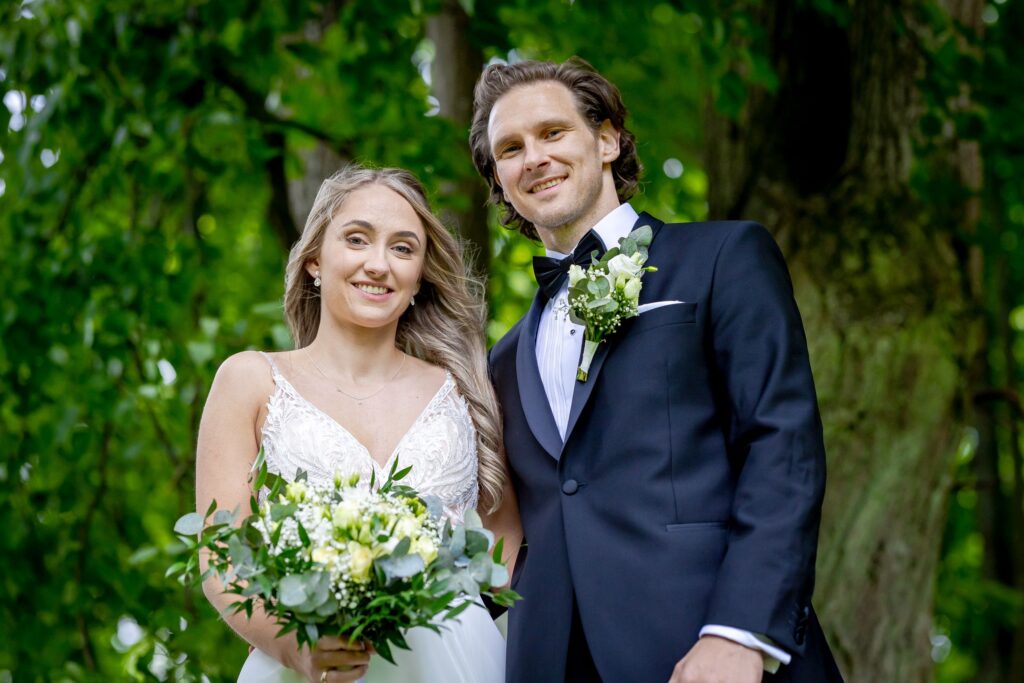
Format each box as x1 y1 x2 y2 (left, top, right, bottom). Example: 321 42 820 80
194 165 521 683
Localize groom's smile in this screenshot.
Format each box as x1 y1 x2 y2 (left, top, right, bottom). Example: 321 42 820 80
527 176 566 194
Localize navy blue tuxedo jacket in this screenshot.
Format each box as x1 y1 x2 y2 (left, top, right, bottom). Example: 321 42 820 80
489 214 842 682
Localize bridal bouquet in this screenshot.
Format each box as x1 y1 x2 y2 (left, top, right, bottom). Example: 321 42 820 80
567 224 657 381
168 456 519 662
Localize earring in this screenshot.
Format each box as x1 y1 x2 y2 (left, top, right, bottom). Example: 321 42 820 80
409 294 416 307
313 271 321 287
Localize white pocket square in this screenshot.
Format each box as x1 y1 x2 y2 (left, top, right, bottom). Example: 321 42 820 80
637 300 685 314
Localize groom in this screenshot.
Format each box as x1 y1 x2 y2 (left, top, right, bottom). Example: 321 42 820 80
471 59 842 682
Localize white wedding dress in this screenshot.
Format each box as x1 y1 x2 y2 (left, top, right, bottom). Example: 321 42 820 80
236 353 505 683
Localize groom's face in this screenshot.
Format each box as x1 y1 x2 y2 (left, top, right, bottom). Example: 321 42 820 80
487 81 620 242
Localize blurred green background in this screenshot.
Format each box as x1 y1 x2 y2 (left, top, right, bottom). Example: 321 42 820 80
3 0 1023 681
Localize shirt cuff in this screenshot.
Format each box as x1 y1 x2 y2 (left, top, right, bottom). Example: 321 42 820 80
698 625 791 674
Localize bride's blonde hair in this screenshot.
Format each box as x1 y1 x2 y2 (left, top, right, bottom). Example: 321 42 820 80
283 164 505 512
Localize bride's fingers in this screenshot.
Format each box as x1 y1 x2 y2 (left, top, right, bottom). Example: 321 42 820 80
312 647 371 669
315 635 366 651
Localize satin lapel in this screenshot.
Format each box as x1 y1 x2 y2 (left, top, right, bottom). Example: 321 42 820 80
562 212 665 448
516 293 563 460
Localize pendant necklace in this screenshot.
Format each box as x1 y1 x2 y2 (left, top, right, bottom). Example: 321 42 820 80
303 347 408 404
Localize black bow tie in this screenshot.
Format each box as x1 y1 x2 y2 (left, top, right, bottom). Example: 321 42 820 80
532 230 607 300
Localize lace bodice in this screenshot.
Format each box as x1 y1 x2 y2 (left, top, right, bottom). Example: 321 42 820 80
257 352 479 523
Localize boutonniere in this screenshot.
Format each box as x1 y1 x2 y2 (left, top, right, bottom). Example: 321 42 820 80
567 225 656 382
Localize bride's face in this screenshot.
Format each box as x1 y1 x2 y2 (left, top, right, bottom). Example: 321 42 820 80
309 184 426 332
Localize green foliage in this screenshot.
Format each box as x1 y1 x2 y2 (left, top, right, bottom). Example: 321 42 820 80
911 1 1024 679
4 0 1022 679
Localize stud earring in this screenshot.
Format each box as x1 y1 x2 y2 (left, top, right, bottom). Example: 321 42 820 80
313 271 321 287
409 294 416 307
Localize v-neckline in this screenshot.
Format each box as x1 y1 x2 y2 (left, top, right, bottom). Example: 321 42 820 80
272 371 453 472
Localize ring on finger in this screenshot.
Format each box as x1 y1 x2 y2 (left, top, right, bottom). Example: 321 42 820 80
320 671 329 683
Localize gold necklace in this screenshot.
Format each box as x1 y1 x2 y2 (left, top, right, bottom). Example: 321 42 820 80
303 348 408 404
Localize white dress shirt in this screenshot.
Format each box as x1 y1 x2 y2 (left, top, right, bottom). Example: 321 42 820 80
534 203 790 672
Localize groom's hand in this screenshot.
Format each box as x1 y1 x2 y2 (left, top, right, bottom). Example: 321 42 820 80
669 635 763 683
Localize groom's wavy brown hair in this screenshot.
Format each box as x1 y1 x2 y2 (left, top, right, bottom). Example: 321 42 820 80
469 57 642 241
284 164 507 513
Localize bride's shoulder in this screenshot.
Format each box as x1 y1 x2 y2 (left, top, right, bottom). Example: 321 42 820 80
209 350 277 404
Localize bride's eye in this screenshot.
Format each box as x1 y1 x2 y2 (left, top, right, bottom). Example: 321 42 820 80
346 235 368 246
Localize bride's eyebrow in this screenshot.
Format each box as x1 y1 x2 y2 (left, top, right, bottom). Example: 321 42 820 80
340 221 421 245
393 231 422 245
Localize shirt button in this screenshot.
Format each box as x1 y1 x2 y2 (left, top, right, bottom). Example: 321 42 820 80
562 479 579 495
570 330 576 335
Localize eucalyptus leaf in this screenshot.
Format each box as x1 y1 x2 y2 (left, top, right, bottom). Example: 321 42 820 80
490 562 509 586
213 509 235 526
600 246 621 264
378 553 425 583
586 277 611 298
465 528 493 556
448 526 466 558
631 225 653 246
391 536 412 558
462 509 483 529
469 553 493 584
270 502 297 522
422 494 443 520
174 512 204 537
278 575 308 607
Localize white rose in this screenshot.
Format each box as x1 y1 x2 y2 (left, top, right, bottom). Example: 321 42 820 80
568 264 586 287
412 536 438 565
347 542 374 583
607 254 641 280
394 517 420 540
332 500 361 530
312 545 339 566
624 276 642 301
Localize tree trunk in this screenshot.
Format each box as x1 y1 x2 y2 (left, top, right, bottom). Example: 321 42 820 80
705 1 981 679
427 0 490 275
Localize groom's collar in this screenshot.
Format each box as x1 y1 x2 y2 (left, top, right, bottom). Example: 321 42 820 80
543 203 640 259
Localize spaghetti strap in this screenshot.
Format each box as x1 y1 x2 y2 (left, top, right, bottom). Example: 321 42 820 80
257 351 282 380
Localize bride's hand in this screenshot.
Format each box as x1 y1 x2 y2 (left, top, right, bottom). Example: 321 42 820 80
301 635 372 683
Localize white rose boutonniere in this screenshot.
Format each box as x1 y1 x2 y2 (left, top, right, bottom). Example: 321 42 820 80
567 225 657 381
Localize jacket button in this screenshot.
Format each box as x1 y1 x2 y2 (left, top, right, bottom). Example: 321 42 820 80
562 479 579 495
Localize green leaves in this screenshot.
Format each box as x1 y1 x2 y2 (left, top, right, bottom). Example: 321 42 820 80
378 552 426 584
173 512 204 537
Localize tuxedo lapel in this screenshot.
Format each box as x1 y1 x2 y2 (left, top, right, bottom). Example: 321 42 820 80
516 293 563 460
562 212 665 447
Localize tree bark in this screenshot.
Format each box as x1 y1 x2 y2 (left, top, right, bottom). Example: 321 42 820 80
427 0 490 275
705 1 981 679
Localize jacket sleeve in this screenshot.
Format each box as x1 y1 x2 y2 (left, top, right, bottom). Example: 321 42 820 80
702 221 825 655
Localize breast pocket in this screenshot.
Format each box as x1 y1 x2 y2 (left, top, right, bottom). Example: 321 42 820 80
629 302 698 335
